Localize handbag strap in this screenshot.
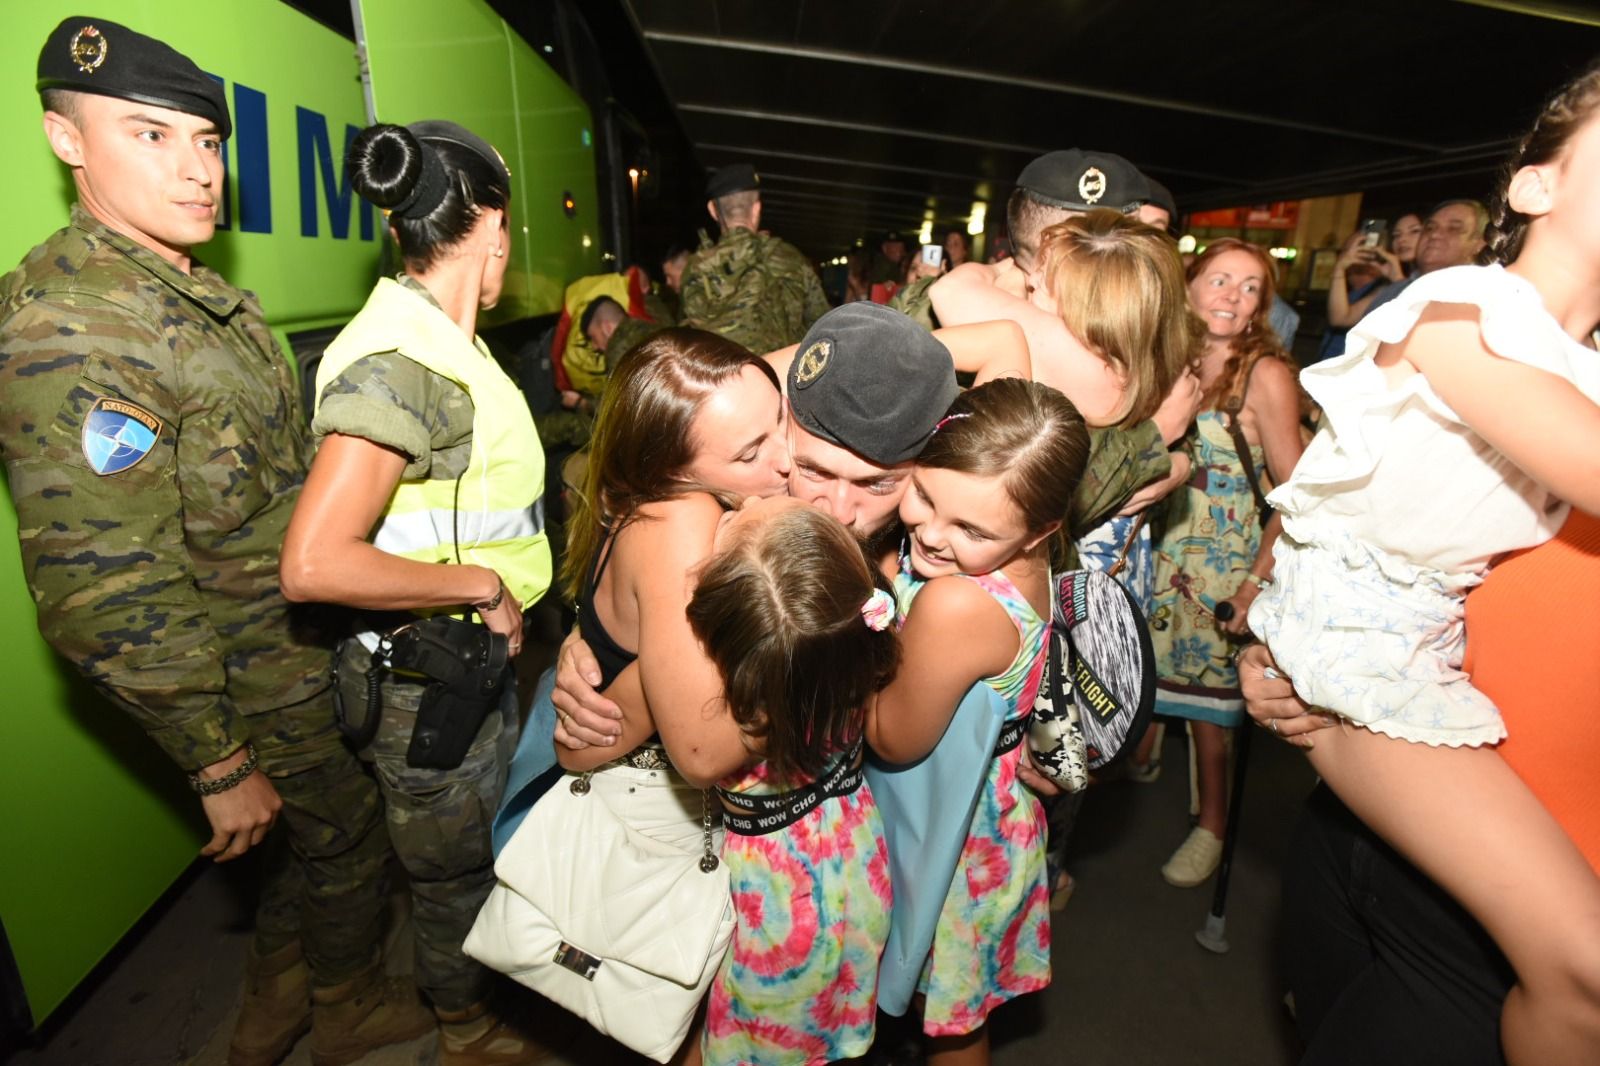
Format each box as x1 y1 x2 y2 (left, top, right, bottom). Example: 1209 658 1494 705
1222 359 1271 530
1105 511 1148 579
568 769 720 873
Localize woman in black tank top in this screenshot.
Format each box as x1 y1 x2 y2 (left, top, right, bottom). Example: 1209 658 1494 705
556 328 791 784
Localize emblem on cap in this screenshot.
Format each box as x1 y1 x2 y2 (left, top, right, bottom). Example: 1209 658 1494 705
794 339 832 388
69 25 107 74
1077 167 1106 206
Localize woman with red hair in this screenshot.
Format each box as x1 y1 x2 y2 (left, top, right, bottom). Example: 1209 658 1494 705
1146 239 1306 887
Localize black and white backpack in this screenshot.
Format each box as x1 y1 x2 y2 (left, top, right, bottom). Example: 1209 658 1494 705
1028 569 1157 792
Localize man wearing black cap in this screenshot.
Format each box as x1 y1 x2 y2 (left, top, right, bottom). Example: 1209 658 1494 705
2 17 425 1066
913 151 1200 546
679 162 829 354
550 306 1030 711
1137 176 1178 233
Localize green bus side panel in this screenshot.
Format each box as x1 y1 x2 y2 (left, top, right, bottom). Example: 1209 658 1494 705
358 0 603 323
0 0 375 1025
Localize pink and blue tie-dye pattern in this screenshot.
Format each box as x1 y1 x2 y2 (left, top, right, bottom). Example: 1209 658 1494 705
912 564 1052 1036
703 757 892 1065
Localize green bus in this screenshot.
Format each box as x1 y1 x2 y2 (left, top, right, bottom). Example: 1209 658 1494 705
0 0 629 1033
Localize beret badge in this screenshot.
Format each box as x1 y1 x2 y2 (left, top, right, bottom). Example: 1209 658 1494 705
70 25 107 74
1077 167 1106 206
794 339 832 388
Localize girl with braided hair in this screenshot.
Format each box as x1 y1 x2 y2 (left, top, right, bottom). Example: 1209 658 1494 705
1244 63 1600 1064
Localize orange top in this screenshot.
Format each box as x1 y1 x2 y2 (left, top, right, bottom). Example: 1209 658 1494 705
1464 509 1600 872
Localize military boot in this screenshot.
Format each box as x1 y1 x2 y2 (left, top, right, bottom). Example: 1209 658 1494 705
308 962 434 1066
436 1002 552 1065
227 940 311 1066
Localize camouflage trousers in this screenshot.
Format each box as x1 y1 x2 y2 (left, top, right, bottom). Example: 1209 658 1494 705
335 638 518 1012
248 686 391 987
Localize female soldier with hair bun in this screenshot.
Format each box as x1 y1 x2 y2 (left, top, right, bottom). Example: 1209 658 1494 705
280 121 548 1066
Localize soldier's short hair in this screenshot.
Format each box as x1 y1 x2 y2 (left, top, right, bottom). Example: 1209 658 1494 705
1006 188 1072 269
580 295 625 336
40 87 81 123
713 190 759 227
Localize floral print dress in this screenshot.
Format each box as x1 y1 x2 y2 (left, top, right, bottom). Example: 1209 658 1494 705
1149 411 1266 728
702 753 892 1065
901 559 1053 1036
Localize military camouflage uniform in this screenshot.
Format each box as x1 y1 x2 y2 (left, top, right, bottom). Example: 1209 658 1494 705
603 314 662 372
680 226 830 354
0 206 388 985
314 275 517 1013
888 275 938 332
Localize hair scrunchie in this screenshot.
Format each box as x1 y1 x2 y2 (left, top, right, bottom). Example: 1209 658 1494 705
860 588 896 632
387 142 451 220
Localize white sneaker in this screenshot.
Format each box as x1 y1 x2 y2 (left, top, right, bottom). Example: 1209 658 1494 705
1161 827 1222 887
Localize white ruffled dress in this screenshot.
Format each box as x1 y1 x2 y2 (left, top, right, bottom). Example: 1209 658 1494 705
1247 265 1600 746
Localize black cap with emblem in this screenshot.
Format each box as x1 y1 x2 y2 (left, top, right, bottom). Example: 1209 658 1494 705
787 303 959 467
1141 177 1177 226
1015 149 1148 214
705 163 759 199
36 16 231 138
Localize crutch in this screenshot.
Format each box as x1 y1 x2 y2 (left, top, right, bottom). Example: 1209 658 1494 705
1195 719 1253 954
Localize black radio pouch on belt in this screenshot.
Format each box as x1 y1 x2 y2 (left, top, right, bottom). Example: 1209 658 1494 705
335 617 510 770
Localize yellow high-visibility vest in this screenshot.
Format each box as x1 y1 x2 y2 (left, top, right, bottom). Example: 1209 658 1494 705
317 278 549 629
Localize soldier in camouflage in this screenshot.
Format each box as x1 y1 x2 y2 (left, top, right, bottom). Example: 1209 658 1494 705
580 294 663 372
279 118 551 1066
1 17 430 1066
679 163 830 354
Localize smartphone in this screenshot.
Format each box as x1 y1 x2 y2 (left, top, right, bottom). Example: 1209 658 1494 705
1358 218 1387 250
919 244 946 268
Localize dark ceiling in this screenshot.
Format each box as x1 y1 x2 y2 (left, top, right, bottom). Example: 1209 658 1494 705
619 0 1600 257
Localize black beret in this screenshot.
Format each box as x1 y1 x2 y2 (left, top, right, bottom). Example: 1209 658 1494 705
1015 149 1148 214
37 17 230 138
1142 177 1177 220
787 303 958 467
706 163 759 199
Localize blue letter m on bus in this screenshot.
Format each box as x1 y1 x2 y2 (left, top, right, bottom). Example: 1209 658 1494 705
296 107 374 240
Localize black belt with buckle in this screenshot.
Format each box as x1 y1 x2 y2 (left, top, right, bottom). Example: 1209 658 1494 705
717 741 865 836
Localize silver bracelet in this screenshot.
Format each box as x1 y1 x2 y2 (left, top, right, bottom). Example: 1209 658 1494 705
190 743 259 795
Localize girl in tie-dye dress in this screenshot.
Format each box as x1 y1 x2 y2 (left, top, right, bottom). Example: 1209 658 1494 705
868 379 1089 1060
685 496 901 1066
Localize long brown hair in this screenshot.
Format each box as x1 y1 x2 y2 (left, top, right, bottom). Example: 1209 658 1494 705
1187 239 1294 410
1482 61 1600 266
686 506 899 782
560 328 780 600
914 378 1090 534
1037 209 1205 426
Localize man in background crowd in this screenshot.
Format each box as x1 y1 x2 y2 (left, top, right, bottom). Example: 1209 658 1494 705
679 163 829 353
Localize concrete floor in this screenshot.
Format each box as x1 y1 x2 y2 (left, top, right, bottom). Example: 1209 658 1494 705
6 724 1317 1066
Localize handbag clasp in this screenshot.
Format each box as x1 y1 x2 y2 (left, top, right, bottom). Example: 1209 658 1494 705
553 942 601 980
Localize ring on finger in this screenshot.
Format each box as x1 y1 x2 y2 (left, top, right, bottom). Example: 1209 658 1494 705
1269 720 1280 735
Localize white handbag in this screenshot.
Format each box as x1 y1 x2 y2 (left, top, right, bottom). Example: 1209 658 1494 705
465 759 735 1063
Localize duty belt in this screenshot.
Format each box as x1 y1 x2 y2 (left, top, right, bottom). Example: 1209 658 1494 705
718 741 865 836
994 710 1034 757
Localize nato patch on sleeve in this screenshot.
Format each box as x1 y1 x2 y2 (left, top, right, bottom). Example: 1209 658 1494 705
81 396 163 475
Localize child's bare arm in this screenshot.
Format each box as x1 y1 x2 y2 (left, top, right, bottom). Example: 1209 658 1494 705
1392 304 1600 513
929 264 1127 424
933 320 1031 384
866 576 1015 764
